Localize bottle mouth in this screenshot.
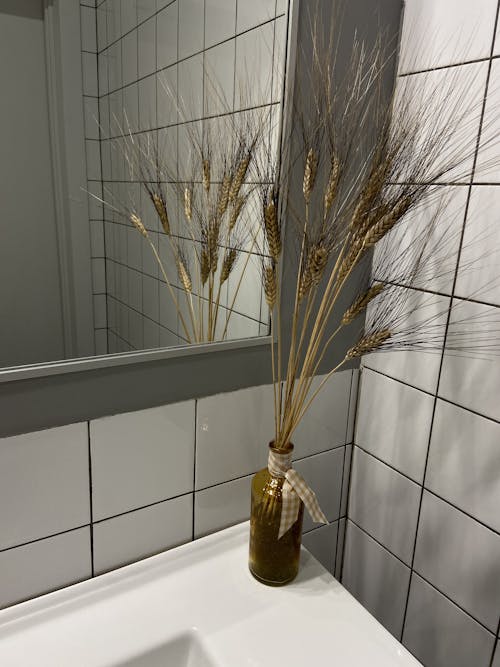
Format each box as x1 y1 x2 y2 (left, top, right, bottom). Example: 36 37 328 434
268 441 294 454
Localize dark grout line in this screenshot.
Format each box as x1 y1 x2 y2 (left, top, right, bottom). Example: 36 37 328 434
363 364 500 425
104 258 268 326
352 444 500 537
489 617 500 667
0 524 91 555
192 400 198 541
87 422 95 577
347 518 498 638
399 55 492 78
92 491 192 526
98 100 280 140
97 8 285 65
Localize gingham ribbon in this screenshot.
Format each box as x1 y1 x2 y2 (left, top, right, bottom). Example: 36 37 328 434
268 448 328 539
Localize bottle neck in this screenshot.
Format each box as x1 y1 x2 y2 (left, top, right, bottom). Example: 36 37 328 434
268 447 292 478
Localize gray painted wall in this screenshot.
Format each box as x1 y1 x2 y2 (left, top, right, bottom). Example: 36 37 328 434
0 0 66 367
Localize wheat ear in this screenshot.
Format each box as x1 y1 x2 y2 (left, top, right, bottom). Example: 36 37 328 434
342 283 385 325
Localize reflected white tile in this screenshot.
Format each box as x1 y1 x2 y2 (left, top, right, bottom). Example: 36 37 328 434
227 250 262 322
439 299 500 421
93 495 192 575
108 89 123 135
399 0 497 73
98 50 109 96
272 15 287 102
90 401 195 520
403 574 496 667
90 220 104 256
291 370 352 457
86 140 101 180
157 65 178 127
106 0 121 44
355 369 434 482
427 400 500 533
128 309 144 349
196 384 274 489
137 0 155 22
236 0 275 33
156 1 178 69
455 186 500 305
205 0 236 48
235 22 274 109
343 521 411 640
204 40 235 116
138 75 157 131
225 312 260 340
178 55 203 122
302 522 338 575
94 329 108 355
82 52 98 96
81 6 97 53
93 294 107 328
142 273 159 321
83 97 99 139
123 83 139 133
349 447 421 564
414 492 500 631
143 318 160 349
194 475 252 538
97 3 107 50
107 41 122 92
122 29 138 86
295 448 344 531
178 0 204 60
120 0 138 35
0 424 89 550
0 528 91 610
138 16 156 78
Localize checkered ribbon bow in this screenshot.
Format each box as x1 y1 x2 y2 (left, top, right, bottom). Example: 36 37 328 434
268 448 328 539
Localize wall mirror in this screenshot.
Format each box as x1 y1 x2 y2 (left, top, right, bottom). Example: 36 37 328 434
0 0 289 374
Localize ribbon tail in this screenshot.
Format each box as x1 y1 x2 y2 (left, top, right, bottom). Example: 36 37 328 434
286 469 328 526
278 479 301 539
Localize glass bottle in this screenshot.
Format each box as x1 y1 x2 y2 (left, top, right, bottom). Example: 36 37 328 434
248 443 304 586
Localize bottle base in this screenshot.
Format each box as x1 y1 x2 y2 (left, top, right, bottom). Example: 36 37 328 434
248 565 298 587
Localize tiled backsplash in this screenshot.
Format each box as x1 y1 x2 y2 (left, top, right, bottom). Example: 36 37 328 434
344 1 500 665
0 369 356 610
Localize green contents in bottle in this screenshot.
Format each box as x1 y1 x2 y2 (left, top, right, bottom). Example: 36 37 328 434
248 449 304 586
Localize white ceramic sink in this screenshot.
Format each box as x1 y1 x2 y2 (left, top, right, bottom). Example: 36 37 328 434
0 522 421 666
118 632 218 667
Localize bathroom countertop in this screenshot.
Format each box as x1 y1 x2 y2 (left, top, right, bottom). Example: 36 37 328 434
0 522 421 666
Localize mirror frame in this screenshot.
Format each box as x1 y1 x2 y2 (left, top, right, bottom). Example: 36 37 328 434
0 0 301 437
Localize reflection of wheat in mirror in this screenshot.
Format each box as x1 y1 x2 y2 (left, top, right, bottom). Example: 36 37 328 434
89 46 282 345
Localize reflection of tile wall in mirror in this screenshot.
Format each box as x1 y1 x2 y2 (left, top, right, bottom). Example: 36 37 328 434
83 0 286 355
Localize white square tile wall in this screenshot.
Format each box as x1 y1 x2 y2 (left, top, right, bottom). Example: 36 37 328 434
0 367 355 608
90 401 195 520
346 3 500 665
